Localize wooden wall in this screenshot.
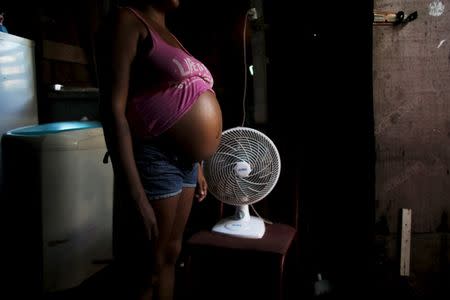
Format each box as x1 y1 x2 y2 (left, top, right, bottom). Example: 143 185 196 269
373 0 450 297
374 0 450 233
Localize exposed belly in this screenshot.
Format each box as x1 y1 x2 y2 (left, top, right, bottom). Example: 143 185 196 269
163 90 222 161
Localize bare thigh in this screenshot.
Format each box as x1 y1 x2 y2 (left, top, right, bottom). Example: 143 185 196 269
151 188 195 253
170 187 195 241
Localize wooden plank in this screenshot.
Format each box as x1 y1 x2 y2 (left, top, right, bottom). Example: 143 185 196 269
400 208 412 276
376 232 449 295
42 40 88 64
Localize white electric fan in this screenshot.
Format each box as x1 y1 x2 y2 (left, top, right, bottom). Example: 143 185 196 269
204 126 281 239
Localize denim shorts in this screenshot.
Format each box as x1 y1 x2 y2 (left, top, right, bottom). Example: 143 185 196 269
133 142 199 200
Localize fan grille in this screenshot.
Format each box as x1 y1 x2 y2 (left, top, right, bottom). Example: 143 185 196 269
204 127 281 206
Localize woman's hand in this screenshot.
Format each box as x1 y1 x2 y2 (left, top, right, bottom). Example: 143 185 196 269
195 162 208 202
137 196 159 240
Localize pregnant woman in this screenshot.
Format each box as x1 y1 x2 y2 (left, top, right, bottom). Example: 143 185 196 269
96 0 222 299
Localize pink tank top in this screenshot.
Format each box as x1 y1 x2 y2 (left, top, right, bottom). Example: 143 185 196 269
124 7 215 138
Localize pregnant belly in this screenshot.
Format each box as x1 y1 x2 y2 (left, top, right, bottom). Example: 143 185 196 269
164 90 222 161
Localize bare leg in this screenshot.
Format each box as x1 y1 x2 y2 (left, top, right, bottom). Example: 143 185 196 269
138 194 179 300
150 187 195 300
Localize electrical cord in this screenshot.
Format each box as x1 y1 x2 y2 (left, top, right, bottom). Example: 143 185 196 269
241 10 250 127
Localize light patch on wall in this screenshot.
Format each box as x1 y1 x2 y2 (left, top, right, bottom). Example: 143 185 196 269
437 39 446 48
429 1 445 16
381 154 447 195
1 79 26 90
382 161 425 194
375 96 423 136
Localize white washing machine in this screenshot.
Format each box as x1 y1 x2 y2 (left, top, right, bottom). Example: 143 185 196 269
1 120 113 293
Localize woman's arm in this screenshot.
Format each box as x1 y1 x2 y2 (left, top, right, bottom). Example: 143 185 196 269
109 9 158 240
195 161 208 202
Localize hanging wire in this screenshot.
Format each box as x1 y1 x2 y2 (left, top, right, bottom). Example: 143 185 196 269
241 10 249 127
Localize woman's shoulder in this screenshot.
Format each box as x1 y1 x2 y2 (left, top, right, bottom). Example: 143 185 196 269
96 6 148 45
118 6 153 38
98 6 140 28
116 7 139 25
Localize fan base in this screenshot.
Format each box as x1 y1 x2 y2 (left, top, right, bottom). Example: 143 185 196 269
212 216 265 239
